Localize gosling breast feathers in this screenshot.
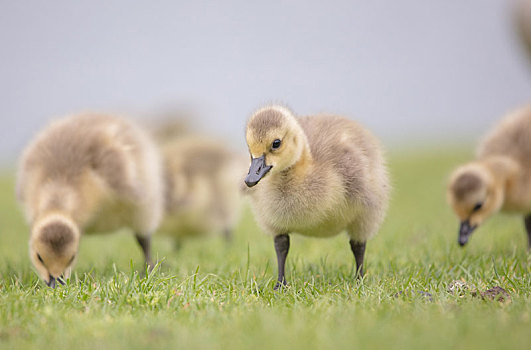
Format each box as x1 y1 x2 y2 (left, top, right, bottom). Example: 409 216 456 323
448 104 531 249
159 135 245 244
16 113 164 286
243 105 390 288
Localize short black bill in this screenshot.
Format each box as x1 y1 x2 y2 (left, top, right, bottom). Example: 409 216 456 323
458 220 477 246
245 155 272 187
46 274 56 288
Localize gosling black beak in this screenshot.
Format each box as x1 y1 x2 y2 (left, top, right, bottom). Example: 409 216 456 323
245 155 272 187
46 274 56 288
458 220 477 247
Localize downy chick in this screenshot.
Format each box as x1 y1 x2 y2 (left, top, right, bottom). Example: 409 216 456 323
159 136 245 245
448 104 531 249
243 105 390 289
17 113 164 287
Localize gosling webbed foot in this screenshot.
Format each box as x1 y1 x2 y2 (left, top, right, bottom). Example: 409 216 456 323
274 281 287 291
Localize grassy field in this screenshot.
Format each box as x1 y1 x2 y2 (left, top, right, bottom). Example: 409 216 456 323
0 148 530 349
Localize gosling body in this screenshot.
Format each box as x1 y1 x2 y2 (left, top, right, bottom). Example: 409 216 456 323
448 104 531 248
17 113 164 286
159 135 245 244
244 105 389 288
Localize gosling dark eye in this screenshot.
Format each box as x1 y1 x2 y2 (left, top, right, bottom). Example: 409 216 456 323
272 139 282 150
37 253 44 264
473 202 483 212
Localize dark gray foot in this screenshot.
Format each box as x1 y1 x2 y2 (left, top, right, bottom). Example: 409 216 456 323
173 238 183 251
135 234 153 270
524 215 531 250
274 234 290 290
223 229 233 242
349 239 366 278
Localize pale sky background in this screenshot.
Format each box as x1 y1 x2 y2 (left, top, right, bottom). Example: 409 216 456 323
1 0 530 166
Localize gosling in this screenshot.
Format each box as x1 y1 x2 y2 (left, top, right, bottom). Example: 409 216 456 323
16 113 164 287
448 105 531 249
243 105 390 289
515 0 531 62
159 135 245 245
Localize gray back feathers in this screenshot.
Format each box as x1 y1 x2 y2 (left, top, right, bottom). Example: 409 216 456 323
19 114 139 201
479 106 531 165
17 112 164 236
298 115 386 205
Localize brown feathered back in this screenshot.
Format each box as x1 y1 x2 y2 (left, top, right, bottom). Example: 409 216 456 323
17 113 164 233
298 115 386 206
478 105 531 170
18 114 139 203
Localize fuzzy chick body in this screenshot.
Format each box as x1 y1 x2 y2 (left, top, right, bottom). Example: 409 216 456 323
17 113 164 286
448 104 531 248
159 136 245 243
243 105 389 288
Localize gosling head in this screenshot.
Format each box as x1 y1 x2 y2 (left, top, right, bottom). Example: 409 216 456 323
244 106 308 187
29 215 80 287
447 163 504 247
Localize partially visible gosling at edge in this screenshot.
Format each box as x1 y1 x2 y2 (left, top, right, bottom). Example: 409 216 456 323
243 105 390 289
17 113 164 287
448 104 531 249
159 136 245 245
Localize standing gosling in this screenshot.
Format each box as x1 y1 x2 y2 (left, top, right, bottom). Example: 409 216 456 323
243 105 390 289
17 113 164 287
159 136 245 245
448 105 531 249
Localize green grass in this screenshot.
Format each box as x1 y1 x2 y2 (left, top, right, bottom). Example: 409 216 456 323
0 148 530 349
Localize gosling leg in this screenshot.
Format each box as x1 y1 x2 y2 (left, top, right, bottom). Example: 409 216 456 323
173 238 183 251
274 234 290 290
135 233 153 270
349 239 366 278
524 215 531 250
223 228 233 242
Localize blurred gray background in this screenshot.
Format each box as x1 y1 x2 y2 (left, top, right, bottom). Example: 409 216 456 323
1 0 530 165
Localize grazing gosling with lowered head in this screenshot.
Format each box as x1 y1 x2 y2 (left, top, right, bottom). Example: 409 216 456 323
17 113 164 287
243 105 390 289
448 104 531 249
159 135 246 245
